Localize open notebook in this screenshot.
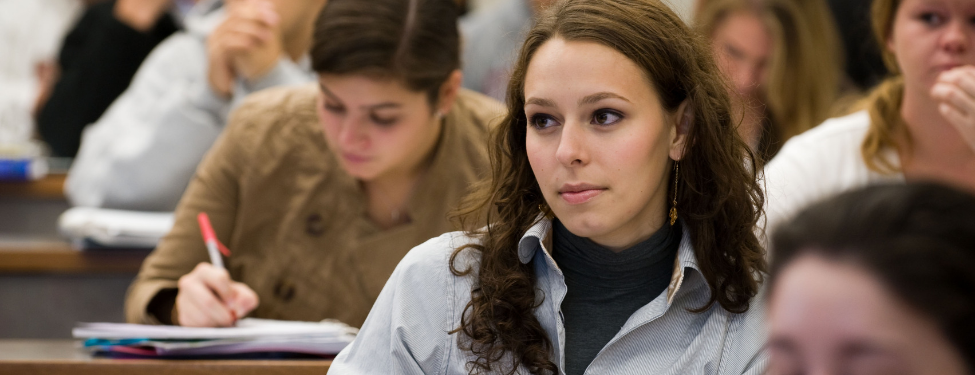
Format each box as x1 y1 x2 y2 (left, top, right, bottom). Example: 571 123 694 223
58 207 174 249
73 318 358 358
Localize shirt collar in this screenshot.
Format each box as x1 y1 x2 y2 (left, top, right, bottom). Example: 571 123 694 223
518 216 704 304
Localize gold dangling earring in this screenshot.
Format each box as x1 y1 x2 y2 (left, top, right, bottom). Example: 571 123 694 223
669 161 679 226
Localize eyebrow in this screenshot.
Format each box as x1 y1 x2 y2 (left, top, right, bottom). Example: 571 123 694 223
525 97 557 108
524 92 631 108
319 83 402 110
580 92 631 105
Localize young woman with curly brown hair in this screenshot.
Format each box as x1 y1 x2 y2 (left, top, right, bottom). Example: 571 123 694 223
330 0 768 374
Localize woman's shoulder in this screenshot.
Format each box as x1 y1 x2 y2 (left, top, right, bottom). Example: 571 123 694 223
766 110 872 177
394 230 484 283
451 88 506 133
779 110 871 155
229 83 319 132
222 84 325 158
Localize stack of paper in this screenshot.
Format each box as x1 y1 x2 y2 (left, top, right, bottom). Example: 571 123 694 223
73 318 358 358
58 207 174 249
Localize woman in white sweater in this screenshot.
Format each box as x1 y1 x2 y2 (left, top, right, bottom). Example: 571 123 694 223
764 0 975 234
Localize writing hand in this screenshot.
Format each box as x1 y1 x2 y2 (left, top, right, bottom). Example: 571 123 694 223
175 262 259 327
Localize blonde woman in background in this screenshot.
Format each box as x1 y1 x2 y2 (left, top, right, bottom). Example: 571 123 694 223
764 0 975 238
696 0 844 160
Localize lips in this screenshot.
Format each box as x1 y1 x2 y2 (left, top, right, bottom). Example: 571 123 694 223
558 183 607 205
342 152 371 164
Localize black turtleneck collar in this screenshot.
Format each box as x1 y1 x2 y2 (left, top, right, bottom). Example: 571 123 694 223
551 218 683 375
551 219 681 290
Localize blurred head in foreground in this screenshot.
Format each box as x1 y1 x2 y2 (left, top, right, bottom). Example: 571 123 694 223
768 183 975 375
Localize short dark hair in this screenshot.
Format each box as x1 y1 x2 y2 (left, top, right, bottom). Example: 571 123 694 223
310 0 461 105
772 182 975 370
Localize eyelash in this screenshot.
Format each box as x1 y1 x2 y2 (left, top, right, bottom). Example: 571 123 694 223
592 109 624 125
371 114 397 126
919 12 945 25
324 102 344 114
323 102 398 127
528 109 625 129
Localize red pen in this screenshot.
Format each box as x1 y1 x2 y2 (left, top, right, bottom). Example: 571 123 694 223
197 212 231 269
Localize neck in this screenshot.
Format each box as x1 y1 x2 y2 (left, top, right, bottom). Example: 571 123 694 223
739 97 766 152
361 152 434 229
589 203 669 252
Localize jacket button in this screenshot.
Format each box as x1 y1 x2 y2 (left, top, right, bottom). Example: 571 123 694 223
305 213 325 237
273 280 296 302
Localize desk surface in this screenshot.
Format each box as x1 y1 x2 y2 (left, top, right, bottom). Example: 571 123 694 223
0 340 332 375
0 174 67 200
0 241 149 274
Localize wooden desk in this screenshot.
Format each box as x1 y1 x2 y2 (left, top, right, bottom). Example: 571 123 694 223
0 241 149 274
0 173 150 338
0 174 67 200
0 340 332 375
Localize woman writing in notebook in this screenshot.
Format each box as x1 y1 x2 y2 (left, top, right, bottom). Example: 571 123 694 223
330 0 767 373
124 0 502 327
764 0 975 234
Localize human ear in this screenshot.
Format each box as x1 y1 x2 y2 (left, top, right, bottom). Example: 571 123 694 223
435 70 463 116
669 99 692 161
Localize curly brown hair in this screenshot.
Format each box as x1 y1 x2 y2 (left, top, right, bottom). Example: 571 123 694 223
449 0 767 373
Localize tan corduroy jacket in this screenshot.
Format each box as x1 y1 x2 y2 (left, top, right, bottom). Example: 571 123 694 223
124 83 503 327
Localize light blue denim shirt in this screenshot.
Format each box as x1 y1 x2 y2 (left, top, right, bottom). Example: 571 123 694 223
329 218 768 374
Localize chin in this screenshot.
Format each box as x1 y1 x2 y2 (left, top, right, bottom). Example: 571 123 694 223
554 211 611 239
341 164 377 180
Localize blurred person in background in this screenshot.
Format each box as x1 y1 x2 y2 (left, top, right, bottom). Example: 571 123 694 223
0 0 81 146
695 0 844 160
65 0 322 211
125 0 502 328
768 183 974 375
35 0 185 157
459 0 555 101
764 0 975 237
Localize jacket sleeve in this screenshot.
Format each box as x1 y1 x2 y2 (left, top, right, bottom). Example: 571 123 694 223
328 236 458 375
122 96 257 324
65 33 312 211
37 0 178 157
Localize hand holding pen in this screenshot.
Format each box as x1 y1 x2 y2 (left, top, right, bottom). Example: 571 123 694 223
172 212 260 327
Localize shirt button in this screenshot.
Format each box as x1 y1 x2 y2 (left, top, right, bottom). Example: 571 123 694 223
273 279 296 302
305 213 325 237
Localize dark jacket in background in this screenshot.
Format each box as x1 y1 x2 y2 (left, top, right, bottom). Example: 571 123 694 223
37 0 178 157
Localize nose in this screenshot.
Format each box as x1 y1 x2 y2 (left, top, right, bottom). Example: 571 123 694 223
337 117 369 149
941 20 970 54
554 121 589 167
730 61 762 97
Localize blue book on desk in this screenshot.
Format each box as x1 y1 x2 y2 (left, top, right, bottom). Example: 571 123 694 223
0 158 47 181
